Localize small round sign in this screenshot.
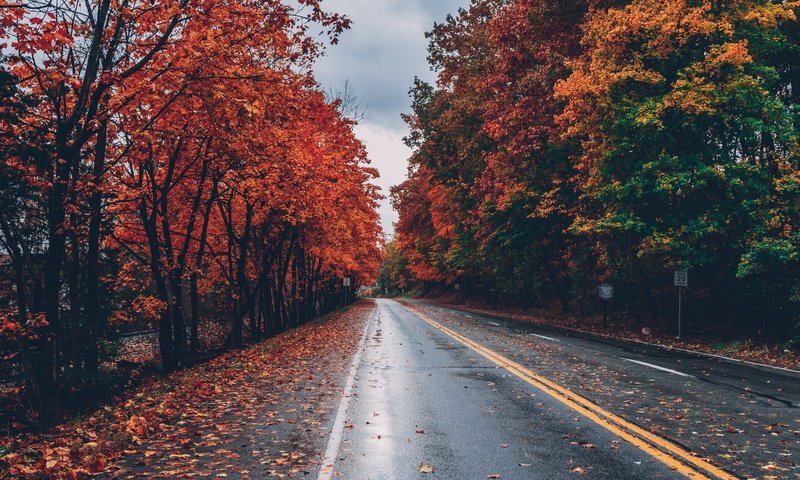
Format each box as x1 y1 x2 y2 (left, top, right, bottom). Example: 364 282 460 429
598 282 614 301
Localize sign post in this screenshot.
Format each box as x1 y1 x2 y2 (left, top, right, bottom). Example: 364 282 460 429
674 268 688 338
598 282 614 327
343 277 351 305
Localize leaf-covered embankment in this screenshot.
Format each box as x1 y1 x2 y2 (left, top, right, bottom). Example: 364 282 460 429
1 301 375 479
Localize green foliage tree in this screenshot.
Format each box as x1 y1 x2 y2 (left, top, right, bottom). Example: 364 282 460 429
558 0 800 334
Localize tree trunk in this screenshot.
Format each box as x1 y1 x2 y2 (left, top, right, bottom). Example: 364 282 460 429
68 233 81 370
169 272 187 366
38 141 73 424
83 120 107 373
189 273 200 357
230 206 252 348
544 257 570 313
140 200 176 371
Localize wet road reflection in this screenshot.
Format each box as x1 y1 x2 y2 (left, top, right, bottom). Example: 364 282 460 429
328 299 683 479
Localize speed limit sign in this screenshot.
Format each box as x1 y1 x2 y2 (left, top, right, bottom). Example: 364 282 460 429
598 282 614 301
674 269 688 287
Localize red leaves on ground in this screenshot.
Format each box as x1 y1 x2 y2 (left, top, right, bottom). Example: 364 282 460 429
0 302 375 479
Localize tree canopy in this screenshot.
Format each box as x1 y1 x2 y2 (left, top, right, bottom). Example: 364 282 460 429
0 0 382 424
393 0 800 339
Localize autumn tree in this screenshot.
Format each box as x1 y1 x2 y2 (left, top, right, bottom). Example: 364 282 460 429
0 0 381 423
394 0 800 340
395 0 595 307
395 2 502 289
557 0 800 332
376 239 413 295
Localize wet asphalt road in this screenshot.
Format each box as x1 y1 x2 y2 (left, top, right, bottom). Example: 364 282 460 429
414 300 800 409
400 300 800 479
331 299 692 479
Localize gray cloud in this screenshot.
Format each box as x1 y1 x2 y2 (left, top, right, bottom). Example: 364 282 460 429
316 0 461 130
314 0 468 234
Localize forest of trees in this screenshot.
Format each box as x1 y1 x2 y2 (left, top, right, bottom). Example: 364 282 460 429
389 0 800 343
0 0 382 425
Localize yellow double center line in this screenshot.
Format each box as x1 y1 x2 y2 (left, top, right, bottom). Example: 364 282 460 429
401 302 738 480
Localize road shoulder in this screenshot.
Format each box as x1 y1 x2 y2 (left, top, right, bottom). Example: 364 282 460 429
410 298 800 374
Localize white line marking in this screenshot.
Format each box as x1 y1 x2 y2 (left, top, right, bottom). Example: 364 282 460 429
317 310 374 480
488 322 501 327
622 358 693 377
464 314 473 318
530 333 560 342
667 348 800 375
430 303 800 375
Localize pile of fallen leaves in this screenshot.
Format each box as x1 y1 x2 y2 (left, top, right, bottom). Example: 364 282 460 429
422 298 800 370
0 303 371 479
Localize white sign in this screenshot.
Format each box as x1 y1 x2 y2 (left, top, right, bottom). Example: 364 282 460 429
674 269 688 287
454 283 460 291
598 283 614 300
343 277 351 287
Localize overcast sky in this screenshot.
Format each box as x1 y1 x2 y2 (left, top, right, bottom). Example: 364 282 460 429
313 0 468 237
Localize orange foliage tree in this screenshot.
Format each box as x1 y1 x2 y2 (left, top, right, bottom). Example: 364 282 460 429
0 0 381 423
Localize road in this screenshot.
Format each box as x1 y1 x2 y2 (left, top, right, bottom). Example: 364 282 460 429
320 299 800 479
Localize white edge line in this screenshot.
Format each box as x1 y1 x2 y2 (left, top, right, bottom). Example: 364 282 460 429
317 309 374 480
424 303 800 376
530 333 560 342
488 321 501 327
667 347 800 375
622 358 693 378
